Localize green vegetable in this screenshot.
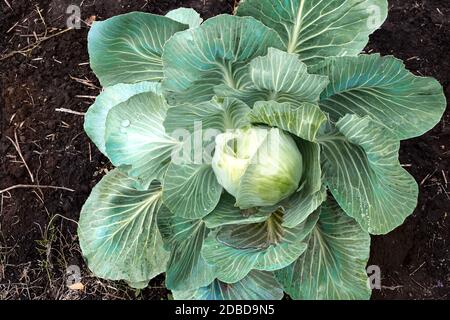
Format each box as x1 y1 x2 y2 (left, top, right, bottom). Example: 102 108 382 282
212 126 303 208
79 2 446 300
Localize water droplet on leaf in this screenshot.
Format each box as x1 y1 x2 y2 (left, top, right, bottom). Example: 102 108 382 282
121 119 131 128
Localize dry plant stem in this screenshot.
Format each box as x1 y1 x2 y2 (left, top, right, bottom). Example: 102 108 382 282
0 28 73 61
35 4 47 32
0 185 75 194
69 75 100 90
75 95 96 99
3 0 12 10
55 108 86 116
6 131 34 182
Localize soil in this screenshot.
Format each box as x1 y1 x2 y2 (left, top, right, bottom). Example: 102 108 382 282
365 0 450 299
0 0 448 300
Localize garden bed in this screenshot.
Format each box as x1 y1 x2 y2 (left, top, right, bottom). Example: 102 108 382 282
0 0 449 299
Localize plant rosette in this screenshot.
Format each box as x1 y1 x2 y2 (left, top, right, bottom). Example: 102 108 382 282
79 2 446 300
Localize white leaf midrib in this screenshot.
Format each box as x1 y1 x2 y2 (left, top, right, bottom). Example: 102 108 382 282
287 0 306 53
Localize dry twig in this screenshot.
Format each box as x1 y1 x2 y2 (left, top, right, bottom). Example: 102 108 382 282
75 95 96 99
55 108 85 116
0 28 73 61
3 0 11 9
0 185 75 194
6 130 34 182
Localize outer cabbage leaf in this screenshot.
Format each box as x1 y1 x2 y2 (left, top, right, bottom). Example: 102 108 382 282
162 164 222 219
250 101 327 142
216 48 328 107
275 198 371 300
157 207 215 291
78 169 169 288
313 54 447 140
88 12 187 86
320 114 418 234
236 0 388 65
202 210 319 283
162 14 284 104
166 7 203 28
105 92 179 186
164 97 251 137
280 184 327 228
173 270 283 300
203 193 272 229
84 82 160 156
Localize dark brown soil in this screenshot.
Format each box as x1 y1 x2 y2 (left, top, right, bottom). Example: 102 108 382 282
366 0 450 300
0 0 448 300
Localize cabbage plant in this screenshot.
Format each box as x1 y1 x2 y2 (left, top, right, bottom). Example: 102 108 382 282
79 1 446 300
